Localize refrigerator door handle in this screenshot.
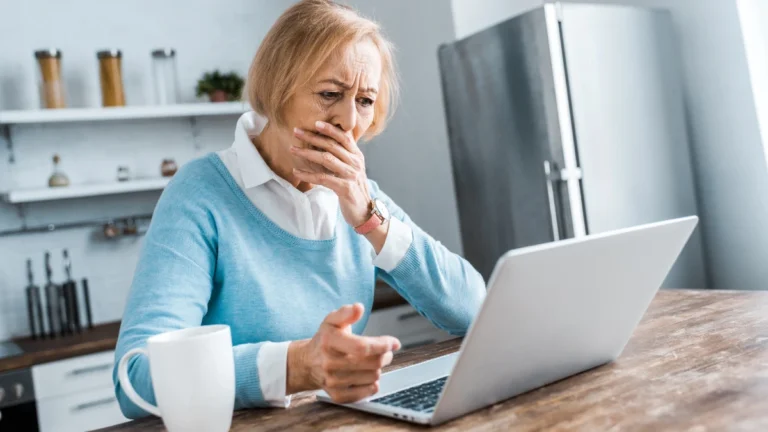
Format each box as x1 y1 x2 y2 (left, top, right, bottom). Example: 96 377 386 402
543 160 561 241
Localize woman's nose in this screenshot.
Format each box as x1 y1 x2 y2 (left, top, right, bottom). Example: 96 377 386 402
331 96 357 133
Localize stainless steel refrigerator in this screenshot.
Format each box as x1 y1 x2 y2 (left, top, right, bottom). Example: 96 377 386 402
438 2 708 287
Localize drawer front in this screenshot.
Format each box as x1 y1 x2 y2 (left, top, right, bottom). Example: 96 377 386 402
37 386 128 432
364 305 444 340
400 328 455 351
32 351 115 400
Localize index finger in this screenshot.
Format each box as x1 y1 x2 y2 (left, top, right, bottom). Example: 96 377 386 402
314 121 359 153
330 332 401 357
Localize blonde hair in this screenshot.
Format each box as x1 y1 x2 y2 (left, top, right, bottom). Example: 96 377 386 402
247 0 398 140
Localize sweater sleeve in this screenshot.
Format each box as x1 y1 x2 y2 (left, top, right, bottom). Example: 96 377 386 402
369 181 486 336
112 173 269 419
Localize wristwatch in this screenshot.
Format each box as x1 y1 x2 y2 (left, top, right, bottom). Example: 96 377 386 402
354 198 391 235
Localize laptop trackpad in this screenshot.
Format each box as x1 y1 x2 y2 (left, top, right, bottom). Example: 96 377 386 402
374 352 459 399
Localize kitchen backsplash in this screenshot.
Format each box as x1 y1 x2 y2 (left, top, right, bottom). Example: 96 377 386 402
0 228 142 340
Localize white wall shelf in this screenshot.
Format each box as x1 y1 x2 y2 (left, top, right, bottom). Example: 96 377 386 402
0 102 247 125
2 178 170 204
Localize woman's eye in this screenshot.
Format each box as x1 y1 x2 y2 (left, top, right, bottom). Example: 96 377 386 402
358 97 374 107
320 91 341 100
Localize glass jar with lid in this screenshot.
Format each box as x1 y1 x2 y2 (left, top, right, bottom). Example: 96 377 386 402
151 48 179 105
35 49 66 109
97 49 126 107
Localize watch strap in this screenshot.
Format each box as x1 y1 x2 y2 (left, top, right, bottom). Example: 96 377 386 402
354 213 383 235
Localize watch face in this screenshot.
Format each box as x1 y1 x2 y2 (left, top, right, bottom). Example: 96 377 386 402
373 199 390 221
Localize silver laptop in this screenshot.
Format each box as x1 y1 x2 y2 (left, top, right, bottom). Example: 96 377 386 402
317 216 698 426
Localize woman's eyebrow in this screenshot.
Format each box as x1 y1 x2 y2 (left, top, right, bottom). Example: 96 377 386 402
319 78 378 94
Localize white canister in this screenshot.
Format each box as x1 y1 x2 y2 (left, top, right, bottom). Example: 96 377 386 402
151 48 179 105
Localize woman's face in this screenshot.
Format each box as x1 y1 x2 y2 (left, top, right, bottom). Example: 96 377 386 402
282 39 382 169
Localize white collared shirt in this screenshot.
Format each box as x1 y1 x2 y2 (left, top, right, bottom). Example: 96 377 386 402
216 112 413 407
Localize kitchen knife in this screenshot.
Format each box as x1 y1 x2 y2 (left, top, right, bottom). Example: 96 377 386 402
25 259 44 339
44 251 59 338
62 249 81 333
54 256 69 337
57 283 69 336
81 278 93 330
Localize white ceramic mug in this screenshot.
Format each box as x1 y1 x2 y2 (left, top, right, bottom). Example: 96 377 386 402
117 325 235 432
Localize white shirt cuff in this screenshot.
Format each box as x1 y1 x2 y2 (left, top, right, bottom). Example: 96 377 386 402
372 218 414 272
256 341 292 408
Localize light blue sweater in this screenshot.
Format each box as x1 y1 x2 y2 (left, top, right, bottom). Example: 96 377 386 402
113 153 485 419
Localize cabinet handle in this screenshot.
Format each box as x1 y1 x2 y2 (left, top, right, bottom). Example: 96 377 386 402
402 339 437 350
543 161 561 241
397 311 422 321
71 396 116 412
68 363 112 376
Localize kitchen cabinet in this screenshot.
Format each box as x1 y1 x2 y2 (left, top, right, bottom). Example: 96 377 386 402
37 385 126 432
363 305 454 350
32 350 128 432
32 350 114 400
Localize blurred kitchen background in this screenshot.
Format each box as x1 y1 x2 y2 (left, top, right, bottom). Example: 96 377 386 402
1 0 768 429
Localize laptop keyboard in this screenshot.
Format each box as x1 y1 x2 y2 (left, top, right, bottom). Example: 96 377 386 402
371 376 448 413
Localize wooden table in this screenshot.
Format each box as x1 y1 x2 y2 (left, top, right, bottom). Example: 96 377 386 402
102 289 768 431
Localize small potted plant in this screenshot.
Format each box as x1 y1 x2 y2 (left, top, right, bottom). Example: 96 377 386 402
195 70 245 102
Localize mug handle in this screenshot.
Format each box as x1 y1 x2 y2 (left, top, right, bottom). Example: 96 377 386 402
117 348 162 417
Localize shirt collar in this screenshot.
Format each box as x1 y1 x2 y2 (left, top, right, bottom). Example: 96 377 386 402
230 112 336 197
232 112 274 189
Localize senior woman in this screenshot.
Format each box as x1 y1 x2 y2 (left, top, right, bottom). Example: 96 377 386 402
114 0 485 418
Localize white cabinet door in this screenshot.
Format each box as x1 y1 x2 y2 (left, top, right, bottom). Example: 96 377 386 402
32 351 115 401
37 386 129 432
364 305 434 338
364 305 453 349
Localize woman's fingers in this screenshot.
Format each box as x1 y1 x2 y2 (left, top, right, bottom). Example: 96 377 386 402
328 332 400 357
290 146 355 179
314 121 361 154
326 369 382 388
293 168 346 193
353 351 395 371
326 382 380 404
293 128 354 164
323 349 394 372
311 309 397 404
323 304 365 329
